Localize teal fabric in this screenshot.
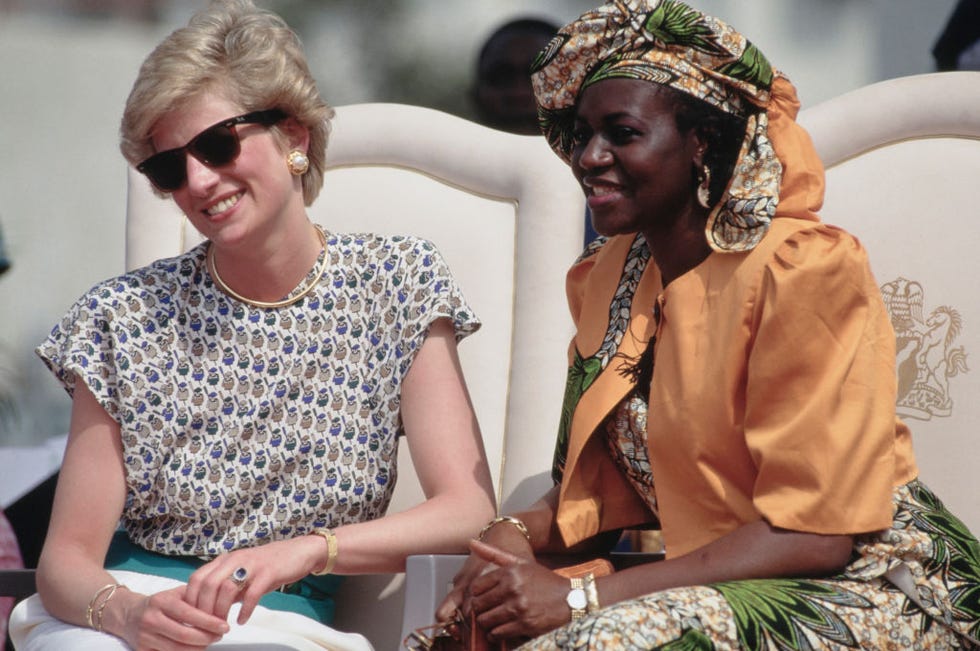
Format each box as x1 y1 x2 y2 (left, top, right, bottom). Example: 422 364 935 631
104 530 342 624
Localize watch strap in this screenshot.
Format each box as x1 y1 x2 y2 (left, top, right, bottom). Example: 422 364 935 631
583 572 599 613
567 576 587 620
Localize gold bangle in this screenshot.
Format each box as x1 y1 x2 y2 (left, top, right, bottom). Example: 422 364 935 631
478 516 531 545
85 583 117 630
583 572 600 613
311 528 338 575
95 584 125 632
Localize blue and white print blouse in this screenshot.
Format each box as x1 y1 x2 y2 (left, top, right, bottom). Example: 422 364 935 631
38 232 479 557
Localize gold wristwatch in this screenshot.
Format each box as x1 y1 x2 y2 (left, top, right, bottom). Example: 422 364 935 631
566 576 587 620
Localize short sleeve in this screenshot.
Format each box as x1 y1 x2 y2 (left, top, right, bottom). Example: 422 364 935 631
745 225 898 534
387 237 480 381
36 281 133 420
35 254 191 427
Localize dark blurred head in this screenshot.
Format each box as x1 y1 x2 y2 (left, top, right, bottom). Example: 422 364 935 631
472 17 559 135
933 0 980 71
0 219 9 277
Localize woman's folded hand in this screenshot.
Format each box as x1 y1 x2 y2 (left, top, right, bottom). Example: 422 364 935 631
118 584 228 651
182 535 327 625
467 539 572 642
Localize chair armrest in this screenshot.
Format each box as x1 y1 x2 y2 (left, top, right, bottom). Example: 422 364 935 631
0 568 37 599
399 554 467 645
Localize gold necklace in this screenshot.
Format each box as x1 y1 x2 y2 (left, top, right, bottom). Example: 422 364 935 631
207 224 328 309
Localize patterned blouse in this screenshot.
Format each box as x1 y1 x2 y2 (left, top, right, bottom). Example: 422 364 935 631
37 232 479 557
604 393 657 518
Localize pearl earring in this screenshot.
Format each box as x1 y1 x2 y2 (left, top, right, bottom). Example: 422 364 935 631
287 150 309 176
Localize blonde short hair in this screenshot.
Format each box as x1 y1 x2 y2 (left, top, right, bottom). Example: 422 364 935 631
119 0 333 205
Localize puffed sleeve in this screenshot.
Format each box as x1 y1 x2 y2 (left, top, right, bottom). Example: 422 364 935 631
746 225 898 534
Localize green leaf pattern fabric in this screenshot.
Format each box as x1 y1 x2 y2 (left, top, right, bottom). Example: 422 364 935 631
643 1 728 57
520 481 980 649
552 235 650 483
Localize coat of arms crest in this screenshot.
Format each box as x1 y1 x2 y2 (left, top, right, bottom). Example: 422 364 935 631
881 277 969 420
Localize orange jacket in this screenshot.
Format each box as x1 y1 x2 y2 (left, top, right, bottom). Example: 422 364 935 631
554 77 918 557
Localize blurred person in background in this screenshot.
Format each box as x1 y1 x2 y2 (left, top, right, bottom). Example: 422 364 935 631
1 511 24 651
2 217 25 651
471 17 601 247
471 17 560 135
933 0 980 71
0 217 10 277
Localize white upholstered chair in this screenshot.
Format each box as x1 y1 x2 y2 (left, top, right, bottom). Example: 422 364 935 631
124 103 584 650
798 71 980 535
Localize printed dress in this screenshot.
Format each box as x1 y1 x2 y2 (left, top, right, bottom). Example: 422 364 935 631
36 232 478 558
585 397 980 650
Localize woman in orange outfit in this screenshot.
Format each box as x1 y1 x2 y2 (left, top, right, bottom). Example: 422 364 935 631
437 1 980 648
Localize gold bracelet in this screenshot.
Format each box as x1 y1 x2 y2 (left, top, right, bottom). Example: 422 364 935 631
85 583 118 630
95 584 126 632
311 528 338 575
478 515 531 545
583 572 600 613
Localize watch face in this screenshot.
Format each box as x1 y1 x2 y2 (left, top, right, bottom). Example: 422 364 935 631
566 588 587 610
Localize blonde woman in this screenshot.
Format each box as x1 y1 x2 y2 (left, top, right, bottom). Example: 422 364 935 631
10 2 494 649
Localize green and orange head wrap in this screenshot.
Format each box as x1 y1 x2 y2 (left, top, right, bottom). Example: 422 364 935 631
531 0 785 252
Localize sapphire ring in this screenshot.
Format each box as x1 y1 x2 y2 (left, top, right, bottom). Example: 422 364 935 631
230 566 249 589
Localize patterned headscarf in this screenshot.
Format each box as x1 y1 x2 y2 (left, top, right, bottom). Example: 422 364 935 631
531 0 783 252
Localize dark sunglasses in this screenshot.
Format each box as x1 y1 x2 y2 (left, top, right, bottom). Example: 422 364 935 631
137 108 287 192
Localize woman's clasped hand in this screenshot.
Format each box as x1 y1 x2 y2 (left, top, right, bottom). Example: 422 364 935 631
464 539 573 642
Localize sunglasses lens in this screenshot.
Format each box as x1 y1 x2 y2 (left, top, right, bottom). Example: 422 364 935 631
140 149 187 192
190 124 241 167
137 113 262 192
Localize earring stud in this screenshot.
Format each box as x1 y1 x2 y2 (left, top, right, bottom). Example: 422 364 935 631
287 150 309 176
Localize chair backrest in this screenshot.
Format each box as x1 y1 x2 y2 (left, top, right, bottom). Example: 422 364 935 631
798 71 980 534
125 102 584 649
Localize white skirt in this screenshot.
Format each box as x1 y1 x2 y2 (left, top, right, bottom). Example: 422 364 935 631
8 570 374 651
